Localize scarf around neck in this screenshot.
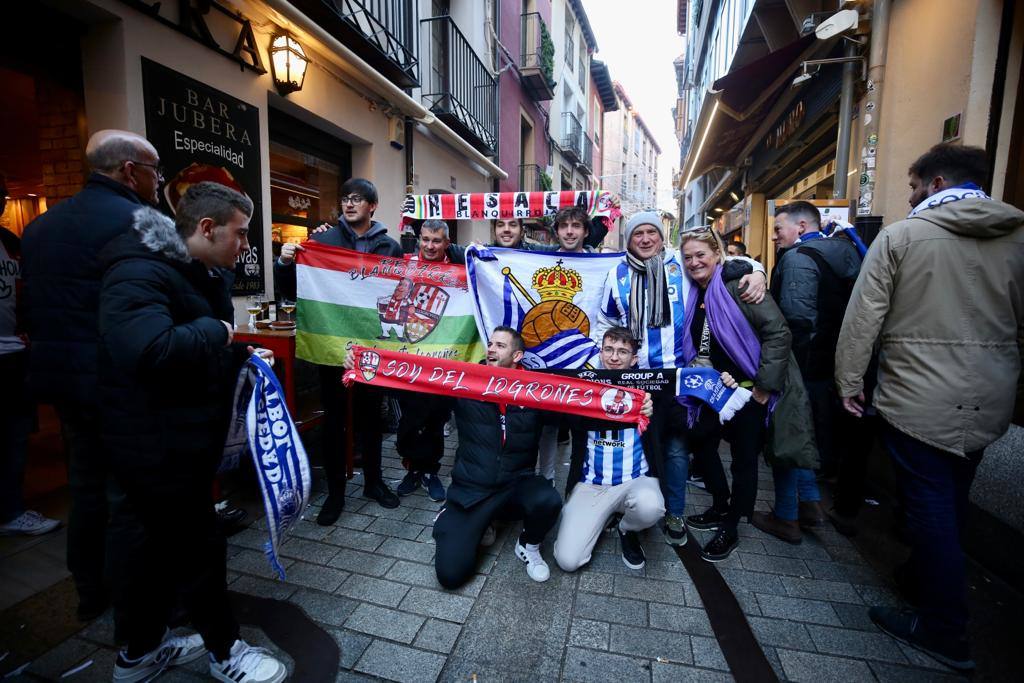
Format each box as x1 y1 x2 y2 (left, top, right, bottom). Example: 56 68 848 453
908 182 991 218
626 250 671 341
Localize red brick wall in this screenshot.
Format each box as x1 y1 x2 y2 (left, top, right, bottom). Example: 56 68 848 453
37 80 88 204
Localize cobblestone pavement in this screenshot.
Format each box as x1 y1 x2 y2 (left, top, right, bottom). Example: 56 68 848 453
22 429 975 682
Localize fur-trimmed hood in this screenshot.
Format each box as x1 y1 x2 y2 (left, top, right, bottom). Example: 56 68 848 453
131 206 190 262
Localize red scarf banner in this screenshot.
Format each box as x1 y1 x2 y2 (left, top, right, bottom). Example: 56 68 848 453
342 346 649 433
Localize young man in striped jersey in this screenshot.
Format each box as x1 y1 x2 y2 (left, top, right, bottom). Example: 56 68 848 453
554 327 662 571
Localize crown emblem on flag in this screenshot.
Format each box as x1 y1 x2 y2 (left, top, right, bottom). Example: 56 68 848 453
531 261 583 302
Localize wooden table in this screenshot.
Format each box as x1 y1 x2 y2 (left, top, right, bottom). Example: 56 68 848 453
234 327 323 433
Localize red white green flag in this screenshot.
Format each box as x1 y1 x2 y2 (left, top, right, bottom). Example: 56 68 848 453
295 242 484 366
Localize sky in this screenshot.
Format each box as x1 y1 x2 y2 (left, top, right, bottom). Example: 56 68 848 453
585 0 682 214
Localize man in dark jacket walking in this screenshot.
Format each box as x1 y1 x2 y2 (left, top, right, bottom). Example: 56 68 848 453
276 178 401 524
20 129 159 619
100 182 285 683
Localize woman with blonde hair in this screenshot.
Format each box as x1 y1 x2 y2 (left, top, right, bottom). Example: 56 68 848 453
677 228 817 562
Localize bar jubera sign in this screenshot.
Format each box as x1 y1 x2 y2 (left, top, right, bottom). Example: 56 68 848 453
142 58 264 294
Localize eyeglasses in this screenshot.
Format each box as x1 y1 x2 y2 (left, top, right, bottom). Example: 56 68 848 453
340 194 367 205
126 159 164 179
681 224 713 235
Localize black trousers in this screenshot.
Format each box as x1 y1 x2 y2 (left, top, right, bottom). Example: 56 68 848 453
396 393 449 475
319 366 384 496
433 476 561 589
116 457 238 660
693 401 767 530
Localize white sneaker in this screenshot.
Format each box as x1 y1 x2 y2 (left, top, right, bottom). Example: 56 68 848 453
210 639 287 683
479 524 496 547
0 510 61 536
514 539 550 582
113 632 206 682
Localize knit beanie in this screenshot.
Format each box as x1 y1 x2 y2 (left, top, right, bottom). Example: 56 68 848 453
623 211 663 245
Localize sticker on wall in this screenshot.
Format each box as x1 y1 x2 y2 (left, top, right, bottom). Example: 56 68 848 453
868 133 878 145
867 79 875 92
865 101 876 112
867 146 876 157
863 114 872 126
860 173 870 186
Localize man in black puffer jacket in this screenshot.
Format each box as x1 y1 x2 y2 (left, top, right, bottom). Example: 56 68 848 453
21 129 159 619
99 182 286 683
275 178 402 523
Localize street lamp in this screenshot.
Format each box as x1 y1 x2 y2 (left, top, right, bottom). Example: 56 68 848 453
270 34 308 96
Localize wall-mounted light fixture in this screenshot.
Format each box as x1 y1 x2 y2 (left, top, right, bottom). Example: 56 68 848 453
270 34 308 96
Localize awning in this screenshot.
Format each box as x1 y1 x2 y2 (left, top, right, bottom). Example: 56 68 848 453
681 35 817 186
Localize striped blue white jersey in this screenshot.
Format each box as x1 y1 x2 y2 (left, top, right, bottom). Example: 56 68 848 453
580 426 649 486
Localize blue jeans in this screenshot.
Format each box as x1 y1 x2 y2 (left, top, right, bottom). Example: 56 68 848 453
662 435 689 516
881 421 982 638
772 467 821 521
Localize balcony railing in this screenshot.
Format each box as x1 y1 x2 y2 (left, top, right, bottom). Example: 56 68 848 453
421 15 497 155
289 0 418 88
560 111 583 163
519 164 542 192
520 12 555 101
580 134 594 173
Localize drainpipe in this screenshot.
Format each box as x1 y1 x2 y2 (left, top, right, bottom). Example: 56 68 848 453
854 0 891 242
832 39 858 199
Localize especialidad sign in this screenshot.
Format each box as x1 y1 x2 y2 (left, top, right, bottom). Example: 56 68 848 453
141 57 264 294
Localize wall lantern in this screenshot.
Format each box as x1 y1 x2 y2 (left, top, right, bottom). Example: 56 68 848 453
270 34 308 95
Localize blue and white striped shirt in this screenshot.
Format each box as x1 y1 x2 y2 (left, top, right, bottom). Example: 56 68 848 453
580 427 649 486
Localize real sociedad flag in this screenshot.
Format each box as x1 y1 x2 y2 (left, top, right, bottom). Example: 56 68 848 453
526 328 600 369
221 354 310 579
675 366 752 422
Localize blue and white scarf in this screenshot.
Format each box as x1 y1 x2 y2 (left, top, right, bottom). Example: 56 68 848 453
222 355 310 579
675 366 752 423
908 182 991 218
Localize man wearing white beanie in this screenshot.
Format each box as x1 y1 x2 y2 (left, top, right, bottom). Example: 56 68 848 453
594 212 766 544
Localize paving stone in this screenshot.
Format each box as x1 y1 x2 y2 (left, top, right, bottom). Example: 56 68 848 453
802 559 886 585
328 548 396 577
824 543 869 565
377 537 435 563
561 647 653 683
399 586 475 623
404 508 443 526
343 603 425 643
894 641 958 671
568 618 610 650
718 568 787 595
830 602 878 631
227 548 295 579
747 616 815 651
228 527 270 551
755 594 843 626
326 528 386 552
383 560 487 597
366 517 427 541
642 559 691 583
27 636 97 679
731 589 763 616
327 628 372 670
336 574 410 607
573 591 647 626
333 511 376 532
804 624 909 664
359 501 410 520
229 575 298 601
278 536 341 565
609 623 692 662
776 648 875 682
780 576 864 604
691 635 729 670
291 588 359 626
651 662 733 682
647 603 713 636
287 519 335 541
854 584 904 608
757 537 832 561
581 549 645 576
737 552 811 577
283 561 348 593
612 575 688 605
868 661 968 682
578 572 614 595
414 619 462 654
415 526 435 543
353 639 445 683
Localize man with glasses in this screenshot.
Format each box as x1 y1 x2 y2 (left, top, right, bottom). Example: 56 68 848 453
21 130 160 625
276 178 402 523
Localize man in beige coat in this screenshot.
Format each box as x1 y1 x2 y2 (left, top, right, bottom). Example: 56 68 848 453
835 143 1024 672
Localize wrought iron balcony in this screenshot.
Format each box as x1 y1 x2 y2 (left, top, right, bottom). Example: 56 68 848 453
519 164 543 192
560 111 583 164
520 12 555 101
579 134 594 174
421 15 497 156
288 0 418 88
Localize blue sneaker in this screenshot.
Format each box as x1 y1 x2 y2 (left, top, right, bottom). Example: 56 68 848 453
422 473 446 502
397 471 421 496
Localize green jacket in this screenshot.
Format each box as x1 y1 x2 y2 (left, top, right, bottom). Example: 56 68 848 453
724 280 818 470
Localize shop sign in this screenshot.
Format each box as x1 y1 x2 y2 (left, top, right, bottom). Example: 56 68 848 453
142 58 264 294
765 101 806 150
120 0 265 74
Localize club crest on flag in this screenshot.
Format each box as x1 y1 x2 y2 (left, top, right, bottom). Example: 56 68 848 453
360 350 381 381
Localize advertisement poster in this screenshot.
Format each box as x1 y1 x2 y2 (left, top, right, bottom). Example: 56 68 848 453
141 57 263 294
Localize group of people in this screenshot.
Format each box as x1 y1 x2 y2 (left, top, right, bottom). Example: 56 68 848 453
2 125 1020 680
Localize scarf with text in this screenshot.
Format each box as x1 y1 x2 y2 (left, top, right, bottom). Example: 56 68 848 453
400 190 620 231
908 182 991 218
343 346 649 433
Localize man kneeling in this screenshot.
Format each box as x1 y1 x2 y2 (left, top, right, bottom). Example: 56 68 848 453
555 328 663 571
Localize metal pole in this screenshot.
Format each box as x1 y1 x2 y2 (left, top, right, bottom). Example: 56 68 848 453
833 40 858 198
855 0 891 225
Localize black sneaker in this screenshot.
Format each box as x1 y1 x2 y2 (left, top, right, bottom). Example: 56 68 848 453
662 514 688 546
397 471 421 496
700 527 738 562
316 494 345 526
618 528 646 569
869 607 975 671
686 508 728 531
687 473 706 489
364 481 400 509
